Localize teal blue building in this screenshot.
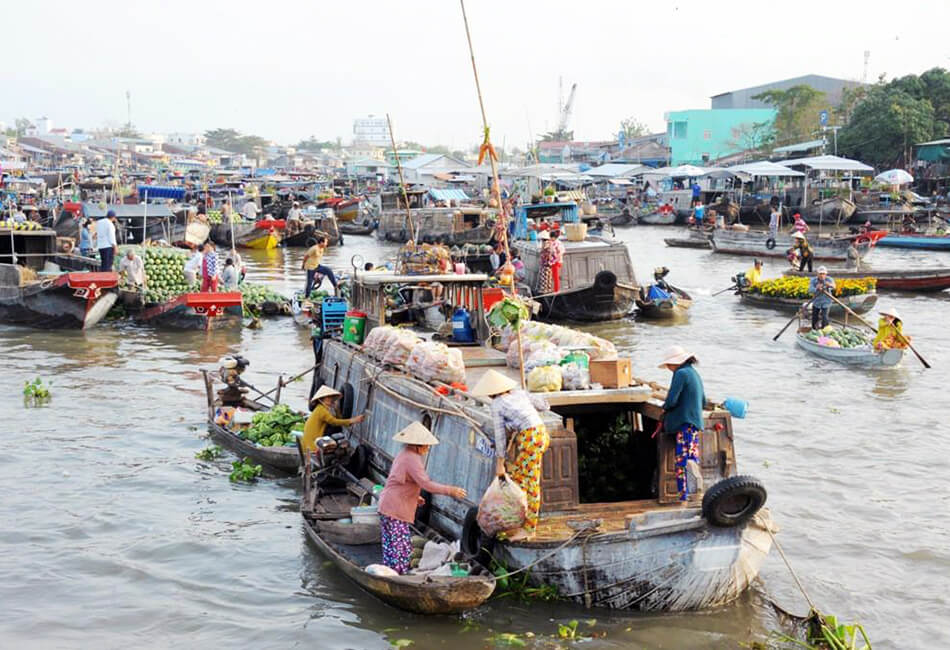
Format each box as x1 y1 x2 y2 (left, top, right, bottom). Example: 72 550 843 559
666 109 776 165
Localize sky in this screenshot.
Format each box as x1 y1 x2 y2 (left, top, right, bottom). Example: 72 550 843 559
3 0 950 150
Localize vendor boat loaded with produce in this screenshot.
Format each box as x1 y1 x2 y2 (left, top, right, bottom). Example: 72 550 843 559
286 263 774 612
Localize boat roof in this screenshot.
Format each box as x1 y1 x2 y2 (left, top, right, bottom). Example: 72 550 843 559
516 237 616 251
355 272 489 286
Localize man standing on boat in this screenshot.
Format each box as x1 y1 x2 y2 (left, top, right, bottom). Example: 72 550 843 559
302 235 338 296
658 346 706 503
808 266 836 331
241 197 259 221
95 210 118 272
769 206 781 241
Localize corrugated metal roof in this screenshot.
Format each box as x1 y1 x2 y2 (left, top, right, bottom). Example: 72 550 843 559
773 139 825 154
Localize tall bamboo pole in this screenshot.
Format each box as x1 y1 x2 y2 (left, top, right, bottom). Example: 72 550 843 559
385 114 415 244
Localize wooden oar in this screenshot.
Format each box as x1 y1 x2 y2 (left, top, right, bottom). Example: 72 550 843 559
773 297 816 341
821 291 930 369
712 283 737 297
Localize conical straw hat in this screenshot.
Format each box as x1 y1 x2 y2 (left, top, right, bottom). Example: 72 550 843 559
313 385 341 400
393 421 440 445
657 345 697 368
470 369 518 397
879 306 901 320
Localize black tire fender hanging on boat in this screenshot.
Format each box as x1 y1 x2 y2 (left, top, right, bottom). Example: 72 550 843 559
415 490 432 526
594 270 617 290
765 238 776 250
460 506 495 563
346 443 369 478
702 475 767 527
339 383 356 419
398 229 407 241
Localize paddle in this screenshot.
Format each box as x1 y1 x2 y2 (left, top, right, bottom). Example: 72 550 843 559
773 296 816 341
821 290 931 369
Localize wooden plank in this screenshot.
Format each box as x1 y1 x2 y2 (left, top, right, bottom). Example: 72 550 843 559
541 386 652 406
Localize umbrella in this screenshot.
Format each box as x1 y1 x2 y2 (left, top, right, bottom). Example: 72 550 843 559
875 169 913 185
667 164 707 177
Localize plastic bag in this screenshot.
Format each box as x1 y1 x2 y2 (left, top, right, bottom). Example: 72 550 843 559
477 475 528 536
560 362 590 391
365 563 400 577
527 365 562 392
362 325 393 358
382 330 422 366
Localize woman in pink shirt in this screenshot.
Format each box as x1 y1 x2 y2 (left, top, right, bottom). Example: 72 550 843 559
377 422 467 574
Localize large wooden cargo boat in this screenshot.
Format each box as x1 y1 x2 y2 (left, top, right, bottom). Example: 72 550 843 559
784 266 950 292
710 228 873 262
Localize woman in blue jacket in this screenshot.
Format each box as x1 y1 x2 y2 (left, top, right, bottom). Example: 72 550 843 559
659 346 706 502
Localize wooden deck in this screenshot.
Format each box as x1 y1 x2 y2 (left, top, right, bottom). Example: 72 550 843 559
532 500 694 543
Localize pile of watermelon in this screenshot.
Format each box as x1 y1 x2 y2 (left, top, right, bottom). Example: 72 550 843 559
142 247 196 304
803 325 871 349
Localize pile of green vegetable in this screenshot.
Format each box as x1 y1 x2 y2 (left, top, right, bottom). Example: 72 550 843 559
238 404 305 447
142 247 194 304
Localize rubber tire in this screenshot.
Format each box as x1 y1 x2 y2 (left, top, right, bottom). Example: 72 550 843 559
346 443 368 478
340 382 356 419
309 374 324 403
765 238 776 250
460 506 495 565
594 270 617 290
702 475 767 527
415 489 432 527
398 229 407 241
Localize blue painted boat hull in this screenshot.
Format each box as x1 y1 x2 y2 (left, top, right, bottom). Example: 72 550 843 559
876 235 950 250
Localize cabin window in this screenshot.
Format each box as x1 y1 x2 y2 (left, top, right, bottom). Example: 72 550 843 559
570 409 657 503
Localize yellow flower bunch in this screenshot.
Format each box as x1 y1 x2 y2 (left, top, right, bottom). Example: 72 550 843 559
749 276 876 299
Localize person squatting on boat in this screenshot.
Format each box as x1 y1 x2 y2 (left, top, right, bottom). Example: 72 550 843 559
658 346 706 502
302 235 337 296
118 249 146 288
791 231 814 272
301 385 366 454
873 307 910 350
808 266 836 331
377 423 467 575
473 369 550 540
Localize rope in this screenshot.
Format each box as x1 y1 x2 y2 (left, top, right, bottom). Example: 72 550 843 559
763 523 817 612
490 530 584 580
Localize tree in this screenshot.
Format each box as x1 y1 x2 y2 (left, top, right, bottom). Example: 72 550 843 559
753 85 829 146
620 117 648 140
203 128 270 154
728 121 774 155
14 118 32 137
838 85 935 167
296 136 336 151
114 125 141 139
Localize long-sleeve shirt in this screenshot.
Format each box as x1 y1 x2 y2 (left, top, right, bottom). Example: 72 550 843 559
301 404 357 453
221 265 239 289
95 218 116 249
490 389 548 455
808 276 836 308
378 449 453 523
118 255 146 286
872 317 906 349
79 227 93 251
662 362 706 433
746 266 763 284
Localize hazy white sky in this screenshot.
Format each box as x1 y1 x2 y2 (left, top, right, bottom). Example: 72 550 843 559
3 0 949 149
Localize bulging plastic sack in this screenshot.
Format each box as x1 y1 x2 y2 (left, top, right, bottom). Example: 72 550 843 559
477 475 528 536
527 365 562 392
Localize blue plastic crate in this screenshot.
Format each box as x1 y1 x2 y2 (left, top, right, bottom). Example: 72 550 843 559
321 297 347 336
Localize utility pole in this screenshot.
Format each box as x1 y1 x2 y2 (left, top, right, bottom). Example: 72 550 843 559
126 90 132 129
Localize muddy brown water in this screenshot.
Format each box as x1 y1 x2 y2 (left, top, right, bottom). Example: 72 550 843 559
1 228 947 649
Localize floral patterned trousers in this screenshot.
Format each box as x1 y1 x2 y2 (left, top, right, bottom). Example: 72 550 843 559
675 424 701 501
380 514 412 574
506 425 550 533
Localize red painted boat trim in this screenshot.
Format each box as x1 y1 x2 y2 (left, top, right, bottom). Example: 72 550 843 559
254 219 286 230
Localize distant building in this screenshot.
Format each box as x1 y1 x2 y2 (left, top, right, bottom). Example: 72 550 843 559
353 115 389 147
665 109 776 166
711 74 863 110
537 140 614 164
384 149 423 166
34 116 53 135
166 132 206 147
399 153 469 183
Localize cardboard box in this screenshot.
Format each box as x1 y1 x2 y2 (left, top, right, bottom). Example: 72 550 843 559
589 358 632 388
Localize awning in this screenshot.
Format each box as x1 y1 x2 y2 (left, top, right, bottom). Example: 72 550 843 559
428 188 470 202
137 185 186 200
773 139 826 154
557 190 587 202
725 161 804 177
780 155 873 172
608 178 633 185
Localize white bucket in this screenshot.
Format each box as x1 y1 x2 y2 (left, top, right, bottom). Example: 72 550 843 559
350 504 379 525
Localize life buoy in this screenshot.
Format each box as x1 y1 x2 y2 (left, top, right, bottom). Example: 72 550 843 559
765 238 776 250
309 374 324 402
702 475 767 527
460 506 495 563
594 270 617 290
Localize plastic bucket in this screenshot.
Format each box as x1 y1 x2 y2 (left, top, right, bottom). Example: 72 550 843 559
350 505 379 525
343 310 367 344
722 397 748 419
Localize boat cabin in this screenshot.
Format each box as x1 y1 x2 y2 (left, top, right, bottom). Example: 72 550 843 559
0 228 57 270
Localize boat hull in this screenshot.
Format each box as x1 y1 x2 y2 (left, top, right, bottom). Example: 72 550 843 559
636 288 692 319
798 197 856 225
875 234 950 250
207 422 300 474
132 292 243 329
638 211 677 225
538 280 638 321
796 334 903 367
784 267 950 292
738 291 878 315
0 270 118 329
711 229 871 262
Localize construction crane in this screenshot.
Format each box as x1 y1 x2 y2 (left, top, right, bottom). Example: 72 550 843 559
542 80 577 142
557 82 577 137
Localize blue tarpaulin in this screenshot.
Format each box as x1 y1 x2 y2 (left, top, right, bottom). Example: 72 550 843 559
137 185 186 200
428 188 469 202
647 285 672 301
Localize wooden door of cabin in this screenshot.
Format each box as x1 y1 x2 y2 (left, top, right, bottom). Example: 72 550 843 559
539 424 579 512
656 411 737 504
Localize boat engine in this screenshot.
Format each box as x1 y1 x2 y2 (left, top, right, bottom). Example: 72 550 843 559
217 355 250 405
313 433 351 469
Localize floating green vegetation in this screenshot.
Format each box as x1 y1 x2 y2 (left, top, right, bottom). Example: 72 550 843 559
23 377 51 406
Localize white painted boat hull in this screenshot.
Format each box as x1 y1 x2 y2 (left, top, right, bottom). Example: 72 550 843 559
795 335 904 367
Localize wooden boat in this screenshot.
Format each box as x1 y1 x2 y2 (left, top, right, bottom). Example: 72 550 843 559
636 284 692 319
338 220 377 236
282 210 342 247
795 328 904 367
638 210 677 225
515 237 639 321
797 196 856 225
664 229 712 249
0 227 118 328
300 469 496 614
123 290 243 329
710 228 873 262
784 266 950 292
210 220 283 249
737 287 878 315
377 207 494 245
320 197 361 222
200 371 302 474
875 233 950 251
312 274 773 612
609 209 637 226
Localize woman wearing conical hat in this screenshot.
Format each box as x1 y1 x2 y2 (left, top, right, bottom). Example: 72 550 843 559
377 423 467 574
301 385 366 454
872 307 910 350
471 369 550 541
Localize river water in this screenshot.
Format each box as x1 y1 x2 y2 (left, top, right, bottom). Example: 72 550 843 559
1 227 946 649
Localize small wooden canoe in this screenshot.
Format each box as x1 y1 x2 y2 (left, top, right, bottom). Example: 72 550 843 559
301 474 495 614
128 291 243 330
738 289 878 316
875 233 950 250
664 230 712 249
795 330 904 367
636 285 692 319
784 267 950 292
638 211 677 225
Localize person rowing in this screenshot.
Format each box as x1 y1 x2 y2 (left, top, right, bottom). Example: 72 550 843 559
873 307 911 351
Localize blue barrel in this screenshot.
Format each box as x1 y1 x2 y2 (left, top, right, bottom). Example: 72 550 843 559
452 307 475 343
